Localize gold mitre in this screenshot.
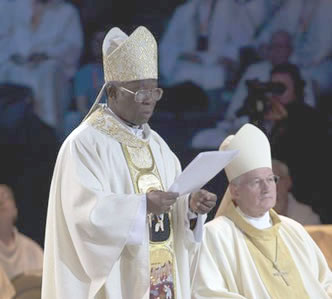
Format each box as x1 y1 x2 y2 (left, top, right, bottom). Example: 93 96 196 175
102 26 158 82
220 123 272 182
215 123 272 217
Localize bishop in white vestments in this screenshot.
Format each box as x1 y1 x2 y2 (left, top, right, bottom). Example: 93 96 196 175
41 26 217 299
192 124 332 298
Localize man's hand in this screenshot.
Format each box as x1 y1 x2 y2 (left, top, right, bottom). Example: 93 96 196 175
264 98 288 121
189 189 217 215
147 191 179 215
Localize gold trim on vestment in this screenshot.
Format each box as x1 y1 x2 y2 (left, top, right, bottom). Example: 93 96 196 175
86 107 177 298
122 143 177 298
225 202 309 299
85 105 148 148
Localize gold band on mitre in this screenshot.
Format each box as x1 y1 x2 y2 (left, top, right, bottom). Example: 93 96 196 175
103 26 158 82
215 123 272 217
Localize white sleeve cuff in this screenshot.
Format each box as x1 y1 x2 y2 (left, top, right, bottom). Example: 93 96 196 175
186 196 207 242
191 214 206 242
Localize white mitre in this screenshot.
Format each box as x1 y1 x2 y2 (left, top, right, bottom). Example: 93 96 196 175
215 123 272 217
83 26 158 120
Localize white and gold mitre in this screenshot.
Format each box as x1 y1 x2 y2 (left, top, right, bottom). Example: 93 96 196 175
219 123 272 182
102 26 158 82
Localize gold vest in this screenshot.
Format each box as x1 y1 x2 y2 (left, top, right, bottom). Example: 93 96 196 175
225 202 309 299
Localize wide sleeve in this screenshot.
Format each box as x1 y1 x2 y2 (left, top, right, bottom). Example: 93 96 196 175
55 136 145 282
192 225 247 299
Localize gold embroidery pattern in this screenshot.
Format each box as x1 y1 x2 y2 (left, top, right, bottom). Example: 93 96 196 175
127 145 153 170
103 26 157 82
85 106 148 148
122 143 177 298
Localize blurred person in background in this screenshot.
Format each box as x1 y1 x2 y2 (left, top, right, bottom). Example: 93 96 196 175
226 30 316 121
264 63 327 222
0 83 58 246
256 0 332 96
3 0 83 131
159 0 268 112
272 159 321 225
63 30 105 138
191 30 316 150
0 184 43 280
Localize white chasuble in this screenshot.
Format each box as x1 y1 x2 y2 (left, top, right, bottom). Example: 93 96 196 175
192 201 332 298
42 105 199 299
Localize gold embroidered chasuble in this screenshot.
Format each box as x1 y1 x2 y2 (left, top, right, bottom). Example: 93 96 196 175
225 202 309 299
87 106 177 298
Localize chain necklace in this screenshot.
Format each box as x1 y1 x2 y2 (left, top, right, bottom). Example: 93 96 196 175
249 235 289 286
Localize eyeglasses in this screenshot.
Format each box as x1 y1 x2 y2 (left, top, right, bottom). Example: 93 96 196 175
119 86 163 103
244 175 280 189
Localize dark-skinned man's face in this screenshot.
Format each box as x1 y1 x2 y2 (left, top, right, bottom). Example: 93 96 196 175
108 79 159 126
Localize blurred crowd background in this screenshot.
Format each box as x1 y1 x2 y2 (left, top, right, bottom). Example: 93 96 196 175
0 1 331 290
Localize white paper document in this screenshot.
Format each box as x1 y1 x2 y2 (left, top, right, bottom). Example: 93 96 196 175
168 150 238 196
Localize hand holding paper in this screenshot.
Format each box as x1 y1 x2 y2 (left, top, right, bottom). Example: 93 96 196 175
168 150 238 196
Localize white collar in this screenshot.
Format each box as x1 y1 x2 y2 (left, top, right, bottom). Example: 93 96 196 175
236 207 272 230
105 106 145 139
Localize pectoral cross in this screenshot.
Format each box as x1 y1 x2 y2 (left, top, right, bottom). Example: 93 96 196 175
272 262 289 286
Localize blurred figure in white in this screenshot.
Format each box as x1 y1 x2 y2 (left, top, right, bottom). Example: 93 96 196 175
159 0 268 95
257 0 332 95
4 0 83 129
226 30 316 120
272 159 321 226
191 30 316 150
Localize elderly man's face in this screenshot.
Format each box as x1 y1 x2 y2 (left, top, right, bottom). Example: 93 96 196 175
110 79 159 125
0 186 17 225
230 167 277 217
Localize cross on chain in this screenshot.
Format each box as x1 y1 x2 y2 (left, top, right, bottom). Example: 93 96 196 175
272 262 289 286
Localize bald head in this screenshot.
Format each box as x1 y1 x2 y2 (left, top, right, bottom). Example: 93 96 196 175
268 30 293 66
0 185 15 203
0 184 17 226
